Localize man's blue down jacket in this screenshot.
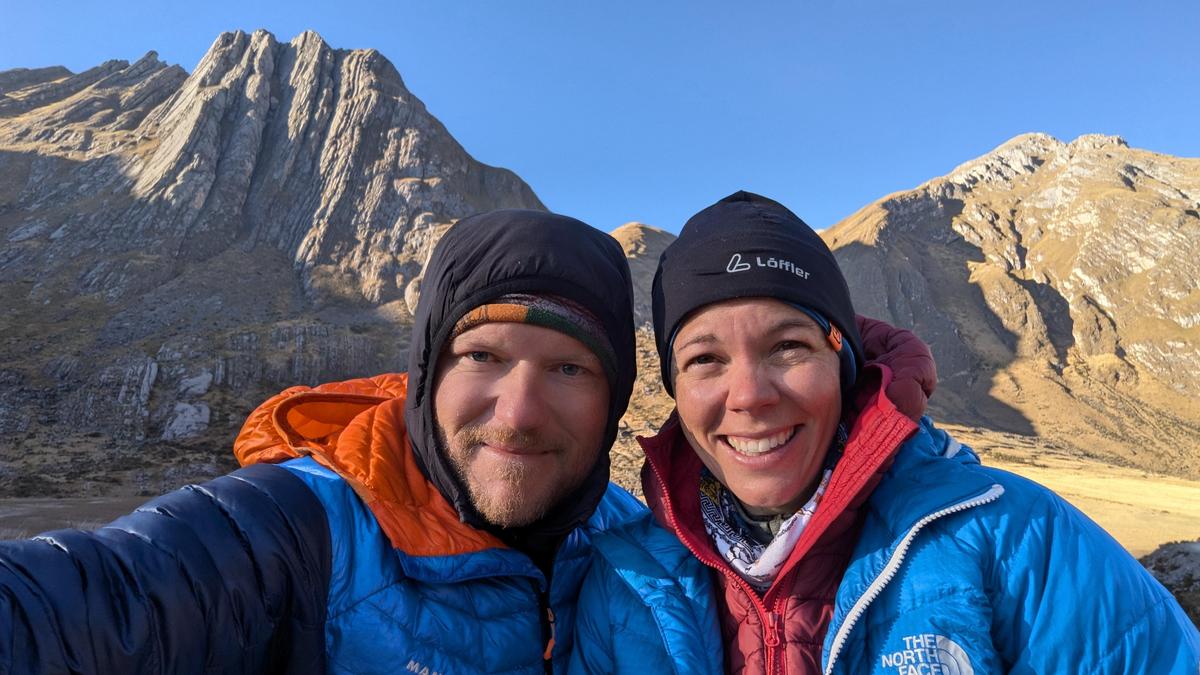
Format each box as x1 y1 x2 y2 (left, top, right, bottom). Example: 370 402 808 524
570 419 1200 674
0 457 643 673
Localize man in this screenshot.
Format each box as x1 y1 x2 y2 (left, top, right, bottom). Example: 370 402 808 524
0 209 643 673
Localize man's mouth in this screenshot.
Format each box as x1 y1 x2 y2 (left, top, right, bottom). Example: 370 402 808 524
455 424 547 456
723 427 797 456
482 440 546 456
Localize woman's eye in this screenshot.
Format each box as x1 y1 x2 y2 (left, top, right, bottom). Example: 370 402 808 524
559 363 583 377
467 351 491 363
684 354 717 369
775 340 809 353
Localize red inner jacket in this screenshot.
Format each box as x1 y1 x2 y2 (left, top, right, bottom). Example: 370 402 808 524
640 367 918 674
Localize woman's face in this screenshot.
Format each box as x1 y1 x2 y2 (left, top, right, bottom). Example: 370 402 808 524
672 298 842 517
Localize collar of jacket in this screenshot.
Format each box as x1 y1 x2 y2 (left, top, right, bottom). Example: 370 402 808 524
861 416 1001 536
638 364 919 598
234 373 506 556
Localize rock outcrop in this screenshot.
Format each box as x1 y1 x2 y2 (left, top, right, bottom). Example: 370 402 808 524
0 30 542 494
1142 542 1200 626
824 133 1200 477
610 221 673 325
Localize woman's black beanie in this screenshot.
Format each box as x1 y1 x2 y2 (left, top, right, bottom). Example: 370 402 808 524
651 190 864 396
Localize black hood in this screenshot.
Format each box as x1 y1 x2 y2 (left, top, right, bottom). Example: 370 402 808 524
405 209 636 555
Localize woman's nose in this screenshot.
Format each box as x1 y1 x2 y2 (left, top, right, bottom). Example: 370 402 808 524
725 360 779 413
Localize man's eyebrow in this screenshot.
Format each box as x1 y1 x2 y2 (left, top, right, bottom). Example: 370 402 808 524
449 334 602 363
541 346 603 363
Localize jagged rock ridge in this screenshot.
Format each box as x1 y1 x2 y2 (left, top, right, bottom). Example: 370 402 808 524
0 30 543 494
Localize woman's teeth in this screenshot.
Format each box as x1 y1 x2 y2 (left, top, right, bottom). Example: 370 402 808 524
725 428 795 456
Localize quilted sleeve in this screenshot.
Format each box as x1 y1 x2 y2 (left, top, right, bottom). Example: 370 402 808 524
569 520 723 675
988 475 1200 673
568 560 620 674
0 464 332 674
855 315 936 421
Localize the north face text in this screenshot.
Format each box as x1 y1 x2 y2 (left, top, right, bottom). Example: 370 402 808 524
879 633 973 675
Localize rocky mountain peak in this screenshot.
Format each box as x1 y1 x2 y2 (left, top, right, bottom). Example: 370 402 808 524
1070 133 1129 151
943 133 1063 189
0 30 544 494
4 29 543 308
826 133 1200 477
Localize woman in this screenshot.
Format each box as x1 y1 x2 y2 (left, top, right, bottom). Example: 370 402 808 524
570 191 1199 674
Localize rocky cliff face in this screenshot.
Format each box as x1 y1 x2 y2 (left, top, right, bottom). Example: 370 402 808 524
825 133 1200 477
0 30 543 495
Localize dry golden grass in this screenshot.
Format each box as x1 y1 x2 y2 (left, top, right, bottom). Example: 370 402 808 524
943 424 1200 558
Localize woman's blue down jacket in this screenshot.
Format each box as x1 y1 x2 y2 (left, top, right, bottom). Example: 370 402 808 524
571 418 1200 674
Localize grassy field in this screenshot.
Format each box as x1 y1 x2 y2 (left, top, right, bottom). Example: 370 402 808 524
2 429 1197 559
945 424 1200 558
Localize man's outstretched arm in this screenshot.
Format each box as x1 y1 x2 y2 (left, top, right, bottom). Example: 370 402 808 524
0 463 331 674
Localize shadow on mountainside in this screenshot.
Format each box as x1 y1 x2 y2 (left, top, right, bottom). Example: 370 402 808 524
0 147 413 499
833 203 1036 437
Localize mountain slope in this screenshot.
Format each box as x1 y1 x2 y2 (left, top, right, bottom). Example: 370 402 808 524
0 30 543 495
824 133 1200 476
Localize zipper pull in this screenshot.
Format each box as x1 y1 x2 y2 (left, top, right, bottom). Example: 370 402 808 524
542 606 557 662
765 611 782 647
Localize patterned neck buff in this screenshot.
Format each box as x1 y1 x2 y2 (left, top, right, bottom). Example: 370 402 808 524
699 424 848 592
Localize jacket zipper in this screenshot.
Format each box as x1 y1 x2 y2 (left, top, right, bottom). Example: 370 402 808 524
647 456 787 674
822 484 1005 675
765 610 783 674
526 579 555 674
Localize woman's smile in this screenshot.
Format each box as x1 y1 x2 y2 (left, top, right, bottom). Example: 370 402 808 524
721 426 797 456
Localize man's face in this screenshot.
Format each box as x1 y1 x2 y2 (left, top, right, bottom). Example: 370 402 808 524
433 321 610 528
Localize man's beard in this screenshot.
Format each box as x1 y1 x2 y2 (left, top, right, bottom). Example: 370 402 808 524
439 423 590 528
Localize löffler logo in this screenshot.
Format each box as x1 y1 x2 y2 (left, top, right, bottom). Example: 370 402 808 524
725 253 752 273
724 253 810 279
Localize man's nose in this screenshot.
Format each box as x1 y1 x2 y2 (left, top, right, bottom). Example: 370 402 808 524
725 360 779 413
492 365 550 431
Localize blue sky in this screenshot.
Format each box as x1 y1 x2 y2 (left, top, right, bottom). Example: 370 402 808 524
3 1 1198 233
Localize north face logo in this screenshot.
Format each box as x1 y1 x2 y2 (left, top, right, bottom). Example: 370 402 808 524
879 633 973 675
